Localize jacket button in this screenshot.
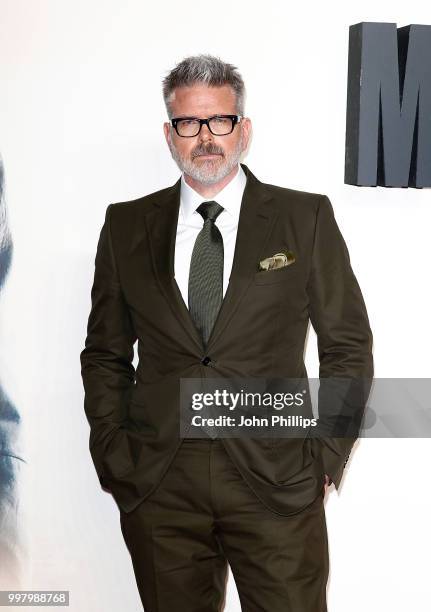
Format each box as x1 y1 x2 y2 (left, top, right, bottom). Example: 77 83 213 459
201 356 211 366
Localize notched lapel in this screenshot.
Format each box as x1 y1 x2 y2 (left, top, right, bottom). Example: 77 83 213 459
205 165 278 349
144 179 205 352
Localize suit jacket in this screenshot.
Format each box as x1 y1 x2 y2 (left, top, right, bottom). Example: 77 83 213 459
80 163 373 515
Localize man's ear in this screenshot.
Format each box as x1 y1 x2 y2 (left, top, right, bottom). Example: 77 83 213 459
241 117 252 153
163 122 171 145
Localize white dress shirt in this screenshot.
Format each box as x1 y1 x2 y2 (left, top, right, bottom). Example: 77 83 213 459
174 163 247 308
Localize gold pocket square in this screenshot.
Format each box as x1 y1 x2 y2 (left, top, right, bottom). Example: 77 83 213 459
258 250 296 271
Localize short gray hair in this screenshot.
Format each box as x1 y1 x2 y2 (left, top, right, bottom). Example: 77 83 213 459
162 53 246 119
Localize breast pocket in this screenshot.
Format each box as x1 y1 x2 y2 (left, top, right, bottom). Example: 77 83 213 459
254 262 295 285
254 243 296 285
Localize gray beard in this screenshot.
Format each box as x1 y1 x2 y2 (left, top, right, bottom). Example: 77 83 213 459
168 136 244 185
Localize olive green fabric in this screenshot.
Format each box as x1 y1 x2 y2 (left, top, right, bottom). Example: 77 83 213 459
119 438 329 612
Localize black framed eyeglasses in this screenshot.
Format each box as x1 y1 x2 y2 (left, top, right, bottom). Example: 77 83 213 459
170 114 242 137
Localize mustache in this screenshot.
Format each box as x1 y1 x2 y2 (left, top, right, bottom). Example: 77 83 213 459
192 144 224 158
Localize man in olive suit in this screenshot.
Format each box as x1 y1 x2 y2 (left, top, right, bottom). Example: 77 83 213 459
80 54 373 611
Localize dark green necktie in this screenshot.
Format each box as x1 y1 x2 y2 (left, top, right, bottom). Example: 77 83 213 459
188 200 224 348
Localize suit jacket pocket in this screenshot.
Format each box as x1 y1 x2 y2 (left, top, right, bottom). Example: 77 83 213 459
127 399 157 437
271 438 308 484
101 428 146 479
254 262 295 285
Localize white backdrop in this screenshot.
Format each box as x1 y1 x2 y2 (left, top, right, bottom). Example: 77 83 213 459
1 1 431 610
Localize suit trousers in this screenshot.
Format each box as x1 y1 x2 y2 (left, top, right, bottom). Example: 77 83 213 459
118 438 329 612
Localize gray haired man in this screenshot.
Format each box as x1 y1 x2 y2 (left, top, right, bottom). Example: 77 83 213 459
81 54 373 611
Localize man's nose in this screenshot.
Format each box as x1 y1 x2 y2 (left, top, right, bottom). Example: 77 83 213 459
198 122 213 142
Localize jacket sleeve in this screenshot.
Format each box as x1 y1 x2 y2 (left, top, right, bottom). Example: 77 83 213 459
80 204 137 490
306 195 374 489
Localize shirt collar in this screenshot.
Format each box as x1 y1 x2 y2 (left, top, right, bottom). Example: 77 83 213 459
179 163 247 225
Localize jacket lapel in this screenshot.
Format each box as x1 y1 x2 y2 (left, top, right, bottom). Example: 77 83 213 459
144 163 278 353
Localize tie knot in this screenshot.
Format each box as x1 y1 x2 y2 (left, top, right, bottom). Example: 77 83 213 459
196 200 224 223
